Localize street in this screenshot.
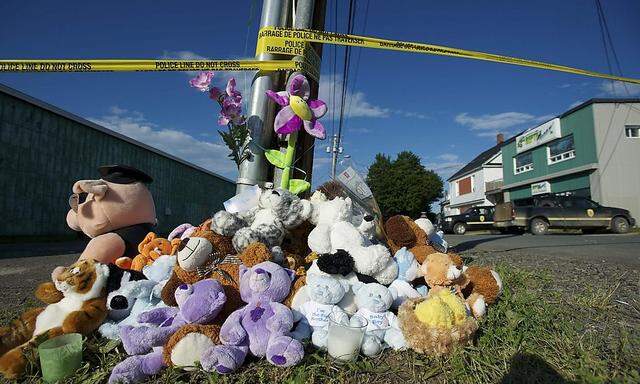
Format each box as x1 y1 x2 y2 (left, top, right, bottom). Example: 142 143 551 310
447 232 640 266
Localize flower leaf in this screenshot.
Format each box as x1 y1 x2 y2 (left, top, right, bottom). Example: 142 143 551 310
288 179 311 194
265 149 286 169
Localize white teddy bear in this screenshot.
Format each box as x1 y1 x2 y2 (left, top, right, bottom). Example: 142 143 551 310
212 188 313 253
307 191 398 285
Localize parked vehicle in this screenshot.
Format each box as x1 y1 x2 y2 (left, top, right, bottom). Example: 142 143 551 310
441 206 496 235
493 195 635 235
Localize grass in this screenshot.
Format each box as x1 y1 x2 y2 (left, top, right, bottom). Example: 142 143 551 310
4 265 640 384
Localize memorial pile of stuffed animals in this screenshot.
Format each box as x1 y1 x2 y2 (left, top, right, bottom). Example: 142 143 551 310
0 165 503 382
0 73 503 381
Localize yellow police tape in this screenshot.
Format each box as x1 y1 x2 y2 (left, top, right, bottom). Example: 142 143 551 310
0 59 302 73
256 27 640 85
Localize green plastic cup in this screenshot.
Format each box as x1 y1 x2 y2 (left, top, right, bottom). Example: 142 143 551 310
38 333 83 383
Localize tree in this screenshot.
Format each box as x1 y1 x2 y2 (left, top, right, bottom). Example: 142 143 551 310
366 151 443 219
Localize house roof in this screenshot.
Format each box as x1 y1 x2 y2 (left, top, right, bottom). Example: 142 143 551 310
446 97 640 183
447 142 503 182
0 83 234 184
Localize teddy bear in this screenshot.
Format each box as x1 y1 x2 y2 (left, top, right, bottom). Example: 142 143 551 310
53 165 157 280
211 188 313 254
98 255 176 340
109 279 227 383
307 191 397 285
161 226 272 320
115 232 180 271
290 251 361 315
398 289 477 356
298 274 350 349
388 247 428 310
349 282 406 357
199 261 304 374
0 259 112 379
384 215 441 264
420 252 487 318
462 266 503 305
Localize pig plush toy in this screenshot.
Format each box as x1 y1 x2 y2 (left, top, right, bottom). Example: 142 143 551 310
54 165 157 279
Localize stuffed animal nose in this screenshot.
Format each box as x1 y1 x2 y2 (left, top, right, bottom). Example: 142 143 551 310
364 215 374 222
178 238 189 251
110 295 128 310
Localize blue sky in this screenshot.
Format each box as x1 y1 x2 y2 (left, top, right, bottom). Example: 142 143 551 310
2 0 639 191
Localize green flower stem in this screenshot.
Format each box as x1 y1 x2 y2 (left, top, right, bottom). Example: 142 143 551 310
280 131 298 190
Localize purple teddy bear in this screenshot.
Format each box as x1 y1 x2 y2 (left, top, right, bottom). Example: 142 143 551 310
200 261 304 373
109 279 226 384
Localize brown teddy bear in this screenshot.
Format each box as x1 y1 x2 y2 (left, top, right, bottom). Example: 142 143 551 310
384 215 441 264
115 232 180 271
161 228 272 319
462 265 503 305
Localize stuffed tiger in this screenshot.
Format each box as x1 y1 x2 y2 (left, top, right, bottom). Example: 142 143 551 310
0 259 111 379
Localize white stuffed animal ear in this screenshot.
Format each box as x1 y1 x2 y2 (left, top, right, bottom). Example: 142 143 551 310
339 279 351 293
446 265 462 280
351 281 365 295
388 285 399 301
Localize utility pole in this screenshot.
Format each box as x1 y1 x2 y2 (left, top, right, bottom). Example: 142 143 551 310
236 0 291 193
326 133 343 178
272 0 327 191
238 0 326 194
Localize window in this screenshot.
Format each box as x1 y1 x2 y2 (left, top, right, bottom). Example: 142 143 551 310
514 152 533 174
547 135 575 164
626 125 640 138
573 198 598 209
457 177 472 196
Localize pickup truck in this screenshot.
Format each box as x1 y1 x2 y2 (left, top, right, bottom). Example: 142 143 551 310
440 206 496 235
493 195 635 235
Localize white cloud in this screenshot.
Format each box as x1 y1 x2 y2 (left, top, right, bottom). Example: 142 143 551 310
454 111 554 137
438 153 459 162
348 126 373 134
599 80 640 96
318 73 390 119
89 108 237 178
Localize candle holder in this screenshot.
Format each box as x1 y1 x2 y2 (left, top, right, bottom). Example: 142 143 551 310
327 313 367 362
38 333 83 383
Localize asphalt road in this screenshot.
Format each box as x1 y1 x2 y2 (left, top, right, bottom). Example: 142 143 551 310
448 232 640 266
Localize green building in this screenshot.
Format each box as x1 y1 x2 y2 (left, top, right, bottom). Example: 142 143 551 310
0 83 236 240
501 98 640 221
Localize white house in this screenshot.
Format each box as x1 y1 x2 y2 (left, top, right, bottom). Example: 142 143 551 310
444 134 505 215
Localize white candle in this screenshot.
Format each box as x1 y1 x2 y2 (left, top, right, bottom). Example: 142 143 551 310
327 314 367 362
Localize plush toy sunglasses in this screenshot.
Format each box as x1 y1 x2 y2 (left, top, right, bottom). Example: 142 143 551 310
68 192 88 212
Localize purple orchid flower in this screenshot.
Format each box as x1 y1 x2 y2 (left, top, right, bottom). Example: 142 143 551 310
266 74 327 139
219 97 244 125
189 71 214 92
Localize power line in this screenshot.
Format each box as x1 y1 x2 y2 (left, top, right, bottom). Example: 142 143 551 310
330 0 338 140
595 0 629 96
337 0 356 142
343 0 370 133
